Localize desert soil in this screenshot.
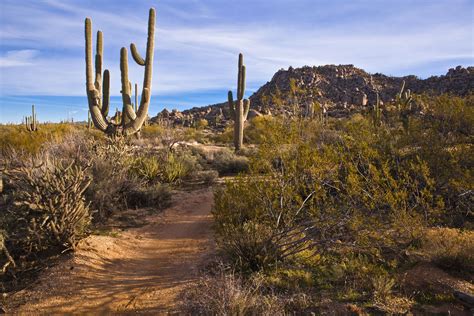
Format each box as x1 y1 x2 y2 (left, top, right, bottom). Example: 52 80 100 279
7 188 215 314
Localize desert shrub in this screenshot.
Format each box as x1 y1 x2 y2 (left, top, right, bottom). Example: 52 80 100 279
422 228 474 273
140 124 165 139
182 264 285 315
1 155 91 277
211 126 233 144
188 170 219 185
0 123 77 154
244 116 280 144
195 119 209 130
160 152 191 183
82 138 136 219
129 148 200 185
129 156 161 182
211 149 249 176
125 183 172 209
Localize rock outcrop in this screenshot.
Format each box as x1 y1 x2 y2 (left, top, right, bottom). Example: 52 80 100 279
150 65 473 127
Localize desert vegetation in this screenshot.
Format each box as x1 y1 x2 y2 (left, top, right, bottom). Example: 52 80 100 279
184 93 474 314
0 4 473 315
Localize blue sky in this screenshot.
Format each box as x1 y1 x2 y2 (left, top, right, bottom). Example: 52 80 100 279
0 0 473 123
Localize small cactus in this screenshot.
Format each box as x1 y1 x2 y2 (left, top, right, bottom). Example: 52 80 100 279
228 53 251 151
25 104 38 132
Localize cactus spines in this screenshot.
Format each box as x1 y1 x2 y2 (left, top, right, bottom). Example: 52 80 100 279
228 53 251 151
25 104 38 132
85 8 155 137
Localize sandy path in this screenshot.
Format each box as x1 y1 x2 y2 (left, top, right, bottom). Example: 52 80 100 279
9 188 215 314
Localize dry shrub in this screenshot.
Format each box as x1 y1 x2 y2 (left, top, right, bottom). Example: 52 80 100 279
125 183 172 209
182 264 284 315
210 149 249 176
1 155 91 277
422 228 474 273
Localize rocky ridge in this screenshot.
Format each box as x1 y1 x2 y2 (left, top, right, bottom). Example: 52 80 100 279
151 65 473 127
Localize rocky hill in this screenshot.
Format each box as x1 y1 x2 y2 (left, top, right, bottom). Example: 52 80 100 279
151 65 473 127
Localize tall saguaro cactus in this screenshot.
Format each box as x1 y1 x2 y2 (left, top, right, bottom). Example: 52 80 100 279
85 8 155 137
228 53 250 151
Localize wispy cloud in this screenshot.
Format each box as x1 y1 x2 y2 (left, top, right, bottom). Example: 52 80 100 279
0 50 39 67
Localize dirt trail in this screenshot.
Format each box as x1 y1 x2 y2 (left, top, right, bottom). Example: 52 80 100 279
9 188 215 314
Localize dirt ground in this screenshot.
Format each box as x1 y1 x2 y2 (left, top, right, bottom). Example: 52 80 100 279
7 188 215 314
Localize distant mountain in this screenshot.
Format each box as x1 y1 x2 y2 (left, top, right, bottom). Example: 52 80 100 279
150 65 473 127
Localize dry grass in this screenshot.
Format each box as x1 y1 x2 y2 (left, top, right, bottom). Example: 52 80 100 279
181 264 285 315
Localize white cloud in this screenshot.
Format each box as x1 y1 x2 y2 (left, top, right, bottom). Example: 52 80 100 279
0 50 39 67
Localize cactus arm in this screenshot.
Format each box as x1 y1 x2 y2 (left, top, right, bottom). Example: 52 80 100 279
130 43 146 66
243 99 250 120
239 65 246 100
237 53 243 100
124 8 155 135
102 69 110 117
123 88 150 136
135 83 138 112
95 31 103 92
120 47 136 127
85 18 94 92
142 8 155 97
228 91 235 118
32 104 36 131
85 18 108 132
399 80 406 98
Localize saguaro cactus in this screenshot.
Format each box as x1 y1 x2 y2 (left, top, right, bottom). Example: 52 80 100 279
25 104 38 132
228 53 250 151
370 92 383 128
396 80 413 110
396 80 414 131
85 8 155 137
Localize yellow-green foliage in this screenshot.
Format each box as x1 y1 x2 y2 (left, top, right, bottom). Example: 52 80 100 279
195 119 209 130
266 268 314 290
422 228 474 272
212 126 233 144
212 95 473 311
0 123 77 153
129 150 198 184
130 156 161 182
244 116 280 144
160 152 190 183
140 124 166 138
